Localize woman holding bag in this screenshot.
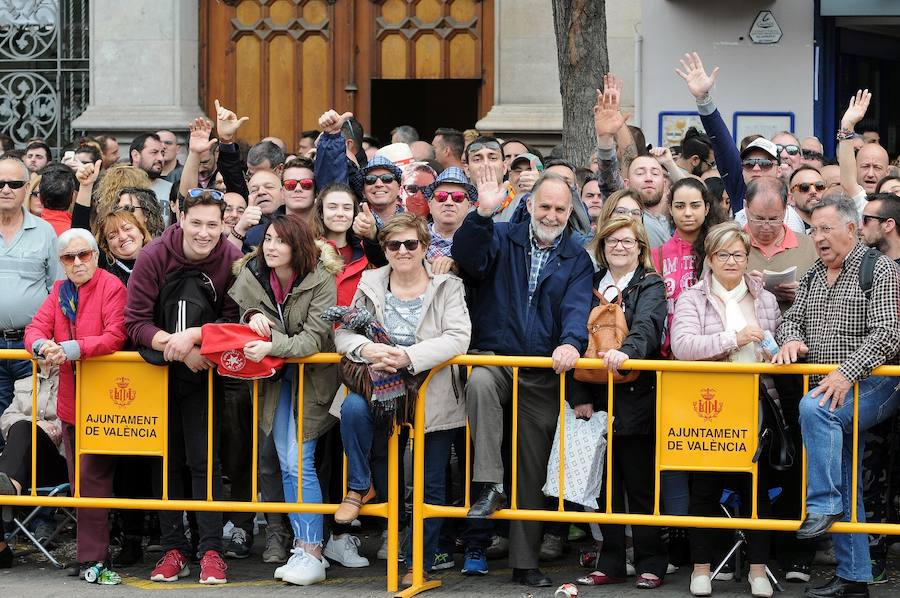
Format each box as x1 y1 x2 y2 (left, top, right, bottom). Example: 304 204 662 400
575 216 668 589
670 221 780 598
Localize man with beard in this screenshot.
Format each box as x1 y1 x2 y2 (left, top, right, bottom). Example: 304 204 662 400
130 132 173 224
674 127 715 177
788 166 827 231
624 155 671 247
452 171 592 589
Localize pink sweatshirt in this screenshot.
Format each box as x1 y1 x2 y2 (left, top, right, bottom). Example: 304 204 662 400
652 232 696 355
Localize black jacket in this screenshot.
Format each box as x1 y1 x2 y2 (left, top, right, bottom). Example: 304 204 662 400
573 265 667 436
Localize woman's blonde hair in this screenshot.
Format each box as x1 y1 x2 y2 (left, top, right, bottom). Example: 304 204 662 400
25 175 41 215
95 209 152 264
704 221 750 257
592 216 654 271
95 165 151 218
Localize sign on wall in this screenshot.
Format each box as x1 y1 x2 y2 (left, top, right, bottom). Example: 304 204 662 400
658 112 706 147
733 112 796 143
750 10 783 44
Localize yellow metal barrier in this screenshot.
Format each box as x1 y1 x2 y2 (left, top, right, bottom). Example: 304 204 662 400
0 350 402 593
3 349 900 596
400 355 900 598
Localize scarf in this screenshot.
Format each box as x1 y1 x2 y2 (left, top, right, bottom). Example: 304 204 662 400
269 270 297 306
58 280 78 324
710 276 757 363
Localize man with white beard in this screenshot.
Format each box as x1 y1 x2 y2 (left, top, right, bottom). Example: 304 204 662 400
451 171 593 589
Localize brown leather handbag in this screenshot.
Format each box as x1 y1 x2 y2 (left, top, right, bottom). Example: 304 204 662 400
573 286 639 384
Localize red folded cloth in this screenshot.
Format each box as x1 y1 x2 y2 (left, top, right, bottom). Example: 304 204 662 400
200 322 285 379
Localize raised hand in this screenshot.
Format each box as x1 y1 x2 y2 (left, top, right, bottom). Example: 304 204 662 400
593 74 631 139
75 159 101 187
675 52 720 100
188 118 217 155
352 203 377 240
474 163 503 217
318 109 354 135
214 99 249 143
649 146 675 165
840 89 871 130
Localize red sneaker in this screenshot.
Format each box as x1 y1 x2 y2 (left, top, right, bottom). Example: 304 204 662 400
199 550 228 585
150 549 189 582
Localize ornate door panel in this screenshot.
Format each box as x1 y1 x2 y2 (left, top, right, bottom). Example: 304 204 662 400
200 0 492 149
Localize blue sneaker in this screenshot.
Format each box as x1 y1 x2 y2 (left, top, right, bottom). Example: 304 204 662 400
461 548 488 576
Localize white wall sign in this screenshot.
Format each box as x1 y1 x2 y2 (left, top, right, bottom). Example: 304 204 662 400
749 11 783 44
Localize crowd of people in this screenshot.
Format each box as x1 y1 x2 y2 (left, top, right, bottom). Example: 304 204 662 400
0 51 898 598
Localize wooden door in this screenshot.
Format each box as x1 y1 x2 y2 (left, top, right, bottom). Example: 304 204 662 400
200 0 493 150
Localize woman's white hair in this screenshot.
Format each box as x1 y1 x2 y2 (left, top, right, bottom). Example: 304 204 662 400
57 227 99 255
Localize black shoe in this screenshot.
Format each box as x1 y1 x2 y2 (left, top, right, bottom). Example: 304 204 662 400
115 535 144 567
805 575 869 598
797 513 843 540
467 487 507 518
65 562 92 579
512 567 552 587
0 544 12 568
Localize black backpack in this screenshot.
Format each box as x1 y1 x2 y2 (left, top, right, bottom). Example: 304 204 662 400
138 268 220 380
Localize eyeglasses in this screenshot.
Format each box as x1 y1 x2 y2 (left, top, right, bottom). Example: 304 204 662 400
747 216 784 227
604 237 638 249
713 251 748 263
808 225 837 236
384 239 420 252
792 181 827 193
364 173 397 186
59 249 95 265
776 144 801 156
613 206 643 218
701 158 717 169
466 141 502 155
0 180 27 190
283 178 314 191
433 191 469 203
863 215 889 225
187 188 224 201
742 158 776 170
404 184 424 195
115 204 144 213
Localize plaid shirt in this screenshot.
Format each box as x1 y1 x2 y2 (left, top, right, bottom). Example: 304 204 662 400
777 242 900 384
527 225 562 305
427 223 454 261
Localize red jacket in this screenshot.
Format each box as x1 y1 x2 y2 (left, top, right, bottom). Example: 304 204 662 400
25 268 127 424
41 209 72 237
332 241 369 306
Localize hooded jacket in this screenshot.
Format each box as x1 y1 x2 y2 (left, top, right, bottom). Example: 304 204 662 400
333 263 471 433
125 224 243 349
227 240 343 438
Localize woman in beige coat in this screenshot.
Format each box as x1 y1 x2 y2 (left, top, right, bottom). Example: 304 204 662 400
333 213 471 582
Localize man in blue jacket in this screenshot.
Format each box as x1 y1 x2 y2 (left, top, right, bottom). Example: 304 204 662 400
451 170 593 588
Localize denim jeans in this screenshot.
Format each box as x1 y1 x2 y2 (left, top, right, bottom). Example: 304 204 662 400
800 374 900 582
340 392 376 493
0 339 32 450
660 471 690 515
273 366 322 545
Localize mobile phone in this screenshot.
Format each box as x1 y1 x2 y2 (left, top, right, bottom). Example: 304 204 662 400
63 150 75 162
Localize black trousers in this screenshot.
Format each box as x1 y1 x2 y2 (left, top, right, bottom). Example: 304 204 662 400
220 377 254 535
597 434 668 579
154 376 223 555
0 420 68 489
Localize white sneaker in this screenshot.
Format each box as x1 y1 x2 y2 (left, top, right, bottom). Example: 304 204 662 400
280 548 326 586
377 530 389 560
323 534 369 568
626 560 636 576
274 549 329 579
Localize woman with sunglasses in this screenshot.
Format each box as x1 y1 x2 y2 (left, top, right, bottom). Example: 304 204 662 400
25 174 42 216
228 213 342 586
24 228 127 580
575 217 668 590
334 213 470 588
670 222 780 598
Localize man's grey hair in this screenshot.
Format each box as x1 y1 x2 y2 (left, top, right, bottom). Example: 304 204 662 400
746 176 787 208
57 227 98 255
530 172 574 204
0 155 29 181
247 140 285 168
391 125 419 144
811 195 858 225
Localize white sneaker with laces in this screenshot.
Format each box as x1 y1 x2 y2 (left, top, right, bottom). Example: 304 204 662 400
323 534 369 568
280 548 326 586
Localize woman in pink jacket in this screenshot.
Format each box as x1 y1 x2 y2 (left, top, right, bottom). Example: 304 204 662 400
670 222 780 598
24 228 127 580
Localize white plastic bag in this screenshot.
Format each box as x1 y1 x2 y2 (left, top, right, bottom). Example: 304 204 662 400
542 405 608 509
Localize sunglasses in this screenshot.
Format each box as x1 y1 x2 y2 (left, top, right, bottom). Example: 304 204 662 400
0 180 27 190
187 188 224 201
742 158 776 170
776 144 801 156
466 141 502 155
114 203 144 213
284 178 314 191
863 215 888 226
792 181 827 193
383 239 420 252
433 191 469 203
59 249 94 265
364 173 397 186
404 184 424 195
